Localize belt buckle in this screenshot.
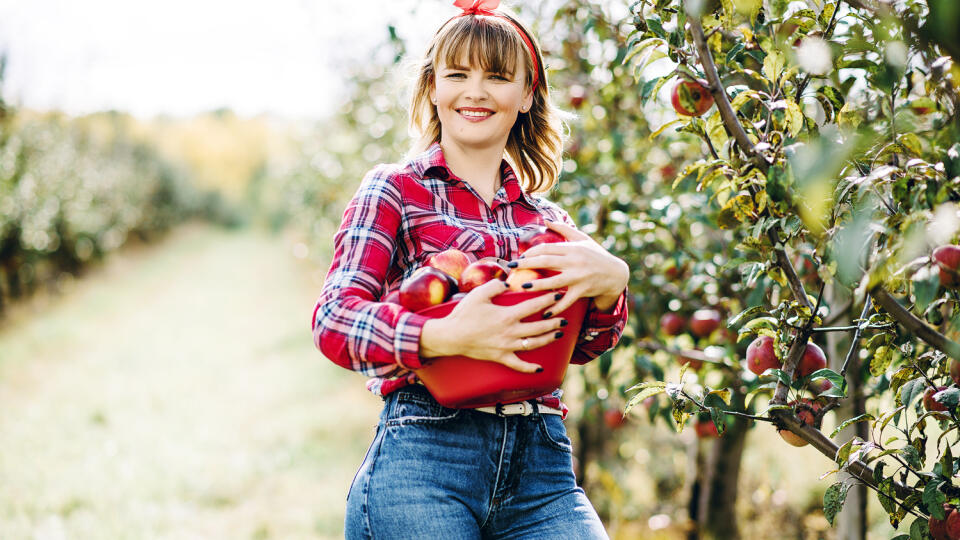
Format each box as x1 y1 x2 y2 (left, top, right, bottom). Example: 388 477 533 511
495 401 535 416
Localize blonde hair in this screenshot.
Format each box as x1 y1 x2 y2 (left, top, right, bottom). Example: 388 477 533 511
408 12 567 193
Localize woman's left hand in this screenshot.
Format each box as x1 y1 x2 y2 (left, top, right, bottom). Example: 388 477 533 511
509 220 629 316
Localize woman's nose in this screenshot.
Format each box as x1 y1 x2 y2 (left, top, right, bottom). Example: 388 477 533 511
463 74 489 100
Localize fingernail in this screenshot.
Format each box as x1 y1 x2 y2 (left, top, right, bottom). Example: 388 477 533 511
522 282 533 289
559 319 568 327
504 282 510 288
507 261 518 268
554 292 563 301
542 311 553 319
554 331 564 339
519 255 525 259
535 367 544 373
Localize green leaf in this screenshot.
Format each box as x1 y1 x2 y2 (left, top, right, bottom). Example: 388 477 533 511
823 482 850 526
646 17 667 39
625 385 667 413
937 387 960 410
924 479 946 519
709 406 727 436
914 268 941 313
830 413 874 438
909 518 928 540
673 397 690 431
941 445 954 478
808 368 847 398
877 477 902 527
763 49 786 83
728 305 771 327
899 377 925 408
870 345 893 377
835 438 854 465
726 42 745 65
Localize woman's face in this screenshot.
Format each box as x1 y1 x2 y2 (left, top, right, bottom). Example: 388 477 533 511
430 56 533 152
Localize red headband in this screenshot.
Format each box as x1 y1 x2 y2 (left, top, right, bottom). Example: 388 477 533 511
451 0 540 91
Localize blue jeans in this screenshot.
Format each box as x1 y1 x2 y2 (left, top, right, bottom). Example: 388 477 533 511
345 385 608 539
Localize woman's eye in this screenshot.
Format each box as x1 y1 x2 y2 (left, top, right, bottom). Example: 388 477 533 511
446 73 466 79
490 74 509 81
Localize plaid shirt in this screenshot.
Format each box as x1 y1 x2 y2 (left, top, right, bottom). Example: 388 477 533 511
312 142 627 403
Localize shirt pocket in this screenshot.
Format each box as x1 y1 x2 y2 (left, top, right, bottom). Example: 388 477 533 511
416 222 486 256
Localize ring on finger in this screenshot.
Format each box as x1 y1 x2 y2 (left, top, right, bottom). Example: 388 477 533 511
521 337 530 351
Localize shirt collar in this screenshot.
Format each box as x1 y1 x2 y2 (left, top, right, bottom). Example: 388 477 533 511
410 142 539 210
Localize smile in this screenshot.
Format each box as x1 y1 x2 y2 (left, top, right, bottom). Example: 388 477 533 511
457 108 494 120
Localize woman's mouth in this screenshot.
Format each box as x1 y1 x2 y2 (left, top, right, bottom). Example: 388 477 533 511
457 108 494 121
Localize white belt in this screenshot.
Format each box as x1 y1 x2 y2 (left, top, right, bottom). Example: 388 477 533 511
474 401 563 416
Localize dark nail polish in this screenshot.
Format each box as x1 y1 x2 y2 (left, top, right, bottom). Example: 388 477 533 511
535 367 544 373
519 255 525 259
507 261 518 268
554 331 564 339
559 319 568 327
554 292 563 301
504 282 510 288
542 311 553 319
522 282 533 289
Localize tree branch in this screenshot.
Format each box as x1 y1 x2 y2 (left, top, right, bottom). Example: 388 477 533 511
870 287 960 360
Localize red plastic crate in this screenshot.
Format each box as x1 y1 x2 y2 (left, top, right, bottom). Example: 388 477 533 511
414 290 589 408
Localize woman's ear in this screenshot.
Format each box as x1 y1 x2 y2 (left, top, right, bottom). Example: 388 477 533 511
429 82 437 105
521 89 534 113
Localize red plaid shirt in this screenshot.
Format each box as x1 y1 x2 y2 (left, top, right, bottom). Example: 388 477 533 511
312 142 628 405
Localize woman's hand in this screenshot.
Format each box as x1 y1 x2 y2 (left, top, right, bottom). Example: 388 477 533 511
419 278 569 373
508 219 629 316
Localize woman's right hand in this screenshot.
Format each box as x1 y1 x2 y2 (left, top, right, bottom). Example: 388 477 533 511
418 278 568 373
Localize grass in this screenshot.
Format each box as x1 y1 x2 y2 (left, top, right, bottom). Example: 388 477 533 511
0 223 381 539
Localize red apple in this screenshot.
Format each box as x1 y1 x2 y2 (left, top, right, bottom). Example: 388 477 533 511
930 505 952 540
517 226 566 255
924 386 950 412
671 81 714 117
569 84 586 109
399 267 454 312
425 248 471 282
934 245 960 288
797 342 827 377
947 509 960 540
603 408 626 429
505 268 544 292
660 313 687 336
809 377 833 395
382 290 401 304
746 335 781 376
458 260 507 292
678 353 703 370
778 399 820 447
694 417 720 438
689 309 722 337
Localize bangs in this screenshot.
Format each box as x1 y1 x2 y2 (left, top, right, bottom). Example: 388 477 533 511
433 16 528 79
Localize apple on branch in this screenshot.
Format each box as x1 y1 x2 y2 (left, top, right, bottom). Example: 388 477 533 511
671 81 714 117
778 399 821 447
933 245 960 288
689 309 722 337
399 267 454 312
660 312 687 336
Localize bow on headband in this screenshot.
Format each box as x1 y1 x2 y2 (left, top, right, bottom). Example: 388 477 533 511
451 0 540 91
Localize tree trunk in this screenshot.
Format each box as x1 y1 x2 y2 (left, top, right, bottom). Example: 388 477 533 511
826 285 868 540
695 395 749 539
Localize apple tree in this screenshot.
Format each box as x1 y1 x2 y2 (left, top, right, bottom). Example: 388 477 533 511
610 0 960 537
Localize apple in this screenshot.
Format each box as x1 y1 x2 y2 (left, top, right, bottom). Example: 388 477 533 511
923 386 950 412
425 248 471 282
382 290 401 304
809 377 833 395
671 81 714 117
678 353 703 370
951 359 960 385
778 399 820 447
746 336 781 376
694 417 720 438
947 509 960 540
459 260 507 292
399 267 454 312
660 312 687 336
663 261 684 280
797 342 827 377
569 84 586 109
930 505 952 540
505 268 544 292
603 408 626 429
934 245 960 288
689 309 722 337
517 226 566 254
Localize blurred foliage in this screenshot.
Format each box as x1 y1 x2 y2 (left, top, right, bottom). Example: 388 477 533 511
0 58 245 314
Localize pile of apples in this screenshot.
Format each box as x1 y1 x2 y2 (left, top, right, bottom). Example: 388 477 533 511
383 226 565 313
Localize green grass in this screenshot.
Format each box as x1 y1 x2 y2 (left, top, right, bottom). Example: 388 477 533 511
0 223 382 539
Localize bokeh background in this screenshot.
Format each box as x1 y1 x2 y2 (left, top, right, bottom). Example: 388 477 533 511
3 0 954 538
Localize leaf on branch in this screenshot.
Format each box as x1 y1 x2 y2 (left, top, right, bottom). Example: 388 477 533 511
763 49 786 84
898 377 925 408
728 305 771 327
870 345 893 377
830 413 874 438
625 385 667 413
705 388 732 407
877 477 903 527
823 482 850 527
717 192 756 229
923 479 947 519
808 368 847 398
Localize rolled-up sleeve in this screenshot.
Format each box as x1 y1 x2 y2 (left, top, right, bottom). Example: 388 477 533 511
311 166 429 377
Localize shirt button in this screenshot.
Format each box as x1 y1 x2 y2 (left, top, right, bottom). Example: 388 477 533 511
497 239 505 246
487 216 495 223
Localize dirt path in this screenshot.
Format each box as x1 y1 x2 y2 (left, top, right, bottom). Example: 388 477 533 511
0 223 382 540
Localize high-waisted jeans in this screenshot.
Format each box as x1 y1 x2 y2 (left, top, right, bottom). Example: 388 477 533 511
344 384 608 539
